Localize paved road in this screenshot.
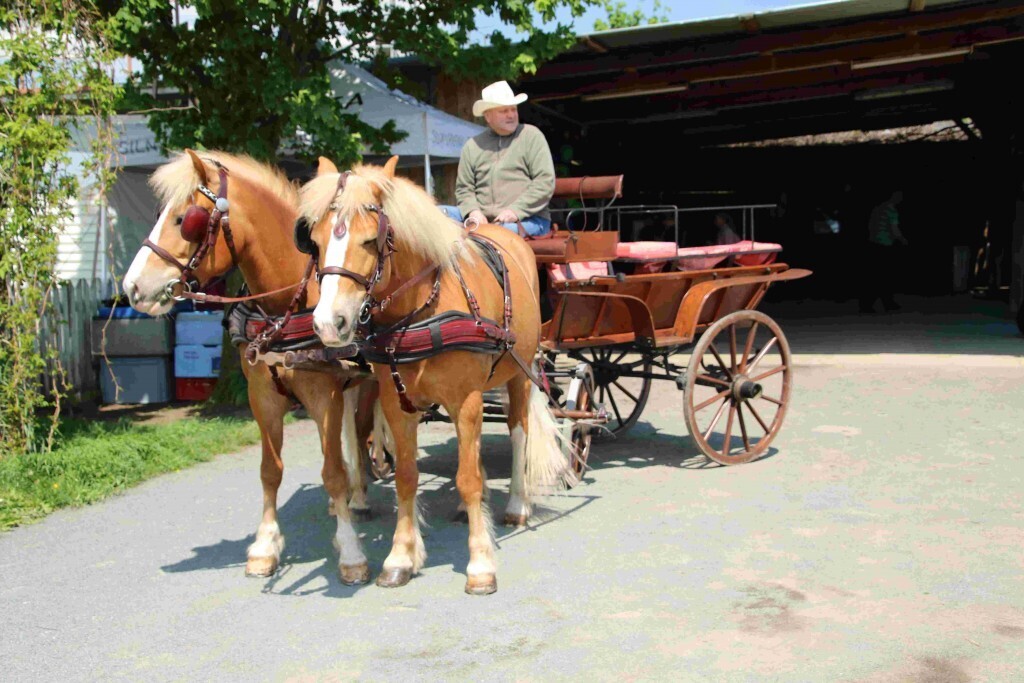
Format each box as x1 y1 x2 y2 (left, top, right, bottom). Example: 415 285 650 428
3 304 1024 681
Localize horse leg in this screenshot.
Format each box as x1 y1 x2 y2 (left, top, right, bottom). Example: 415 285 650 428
296 384 370 585
503 375 532 527
342 384 372 521
376 392 426 588
450 390 497 595
245 377 291 577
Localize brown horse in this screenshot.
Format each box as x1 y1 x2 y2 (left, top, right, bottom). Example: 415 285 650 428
122 150 374 584
301 156 569 594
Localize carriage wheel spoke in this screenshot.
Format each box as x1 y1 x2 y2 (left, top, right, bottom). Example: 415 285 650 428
729 325 738 373
750 365 786 383
740 322 759 373
702 398 729 441
708 343 733 380
760 395 783 406
607 387 624 426
746 337 779 373
612 380 639 403
611 350 628 365
696 373 730 388
737 404 751 451
694 388 730 412
746 401 771 433
721 403 736 457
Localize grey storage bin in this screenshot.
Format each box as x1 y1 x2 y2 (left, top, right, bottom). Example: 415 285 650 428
99 356 172 404
91 318 174 357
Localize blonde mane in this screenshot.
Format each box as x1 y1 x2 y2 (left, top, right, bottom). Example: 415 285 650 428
299 164 472 268
150 150 298 211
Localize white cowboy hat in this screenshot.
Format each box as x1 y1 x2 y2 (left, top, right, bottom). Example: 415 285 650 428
472 81 528 117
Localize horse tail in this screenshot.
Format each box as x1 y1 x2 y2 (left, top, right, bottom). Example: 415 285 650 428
524 380 571 497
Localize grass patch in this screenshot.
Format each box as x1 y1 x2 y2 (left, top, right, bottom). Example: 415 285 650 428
0 414 261 531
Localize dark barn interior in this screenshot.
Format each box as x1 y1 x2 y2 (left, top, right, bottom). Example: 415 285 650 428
510 0 1024 307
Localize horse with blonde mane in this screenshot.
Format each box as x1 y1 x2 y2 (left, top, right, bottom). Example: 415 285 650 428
123 150 376 584
300 156 569 594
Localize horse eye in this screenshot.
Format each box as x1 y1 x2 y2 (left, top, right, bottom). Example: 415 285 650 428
362 236 376 246
174 216 183 225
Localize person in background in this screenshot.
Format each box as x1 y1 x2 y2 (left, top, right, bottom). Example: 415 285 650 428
859 190 909 313
438 80 555 237
713 212 741 245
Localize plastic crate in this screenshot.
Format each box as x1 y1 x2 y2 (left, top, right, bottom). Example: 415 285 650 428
99 356 171 404
175 377 217 401
174 311 224 346
91 318 173 357
174 344 221 378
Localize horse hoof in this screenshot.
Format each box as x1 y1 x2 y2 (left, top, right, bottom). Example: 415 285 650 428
339 563 371 586
350 507 373 523
245 556 278 577
451 510 469 524
465 574 497 595
376 567 412 588
502 513 527 527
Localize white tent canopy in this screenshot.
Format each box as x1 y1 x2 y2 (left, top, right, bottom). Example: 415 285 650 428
328 62 484 193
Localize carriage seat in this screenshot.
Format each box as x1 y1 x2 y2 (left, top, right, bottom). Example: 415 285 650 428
615 241 678 274
676 241 782 270
546 261 612 283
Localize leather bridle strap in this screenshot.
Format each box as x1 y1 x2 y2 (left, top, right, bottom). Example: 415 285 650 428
144 166 233 298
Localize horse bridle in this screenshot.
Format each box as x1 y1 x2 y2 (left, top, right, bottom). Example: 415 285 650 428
143 164 236 301
316 172 401 326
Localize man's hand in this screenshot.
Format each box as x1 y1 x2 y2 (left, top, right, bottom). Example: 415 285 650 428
494 209 519 224
466 209 487 227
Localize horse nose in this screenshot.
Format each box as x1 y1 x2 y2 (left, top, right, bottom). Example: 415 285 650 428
335 315 347 335
124 279 139 304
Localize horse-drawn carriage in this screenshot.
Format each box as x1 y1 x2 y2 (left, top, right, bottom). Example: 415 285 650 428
124 152 809 594
528 175 811 477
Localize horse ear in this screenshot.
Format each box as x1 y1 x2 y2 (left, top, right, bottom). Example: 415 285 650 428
317 157 338 176
383 155 399 178
185 149 209 186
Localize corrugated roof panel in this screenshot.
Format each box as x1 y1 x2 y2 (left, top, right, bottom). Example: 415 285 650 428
580 0 984 50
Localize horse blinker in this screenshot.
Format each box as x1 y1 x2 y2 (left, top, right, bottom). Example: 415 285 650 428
181 205 211 243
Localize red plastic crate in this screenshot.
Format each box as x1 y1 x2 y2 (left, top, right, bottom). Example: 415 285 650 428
175 377 217 401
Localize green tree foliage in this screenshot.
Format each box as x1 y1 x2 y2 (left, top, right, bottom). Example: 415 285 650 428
593 0 669 31
0 1 121 455
102 0 593 164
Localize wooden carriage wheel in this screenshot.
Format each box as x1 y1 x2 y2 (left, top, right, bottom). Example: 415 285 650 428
560 363 595 489
683 310 792 465
570 347 653 437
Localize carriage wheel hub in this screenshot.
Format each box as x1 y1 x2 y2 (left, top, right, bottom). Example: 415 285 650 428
732 375 762 402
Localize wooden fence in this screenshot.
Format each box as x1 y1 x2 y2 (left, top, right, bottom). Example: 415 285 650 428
39 278 113 399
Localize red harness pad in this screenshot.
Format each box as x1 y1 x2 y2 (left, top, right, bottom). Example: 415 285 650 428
245 311 316 344
362 313 511 364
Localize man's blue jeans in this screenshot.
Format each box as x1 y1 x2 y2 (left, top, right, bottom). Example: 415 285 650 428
438 205 551 237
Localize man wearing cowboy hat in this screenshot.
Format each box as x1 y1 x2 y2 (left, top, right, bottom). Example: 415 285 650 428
439 80 555 236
